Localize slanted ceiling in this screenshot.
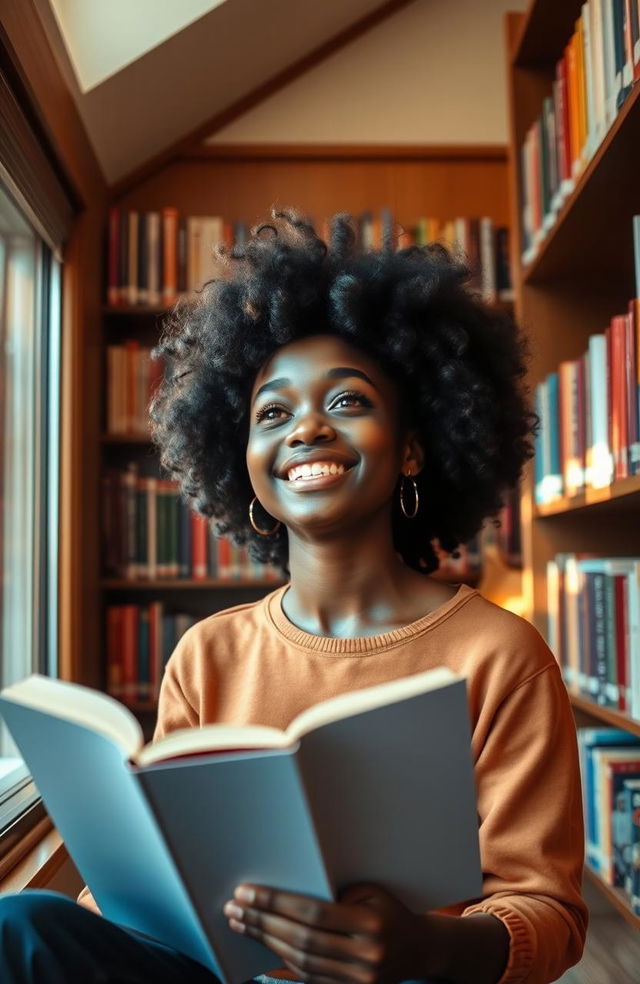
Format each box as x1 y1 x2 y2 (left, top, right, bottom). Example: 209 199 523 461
34 0 411 187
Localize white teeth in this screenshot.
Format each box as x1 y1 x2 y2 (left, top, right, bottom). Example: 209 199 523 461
287 461 347 482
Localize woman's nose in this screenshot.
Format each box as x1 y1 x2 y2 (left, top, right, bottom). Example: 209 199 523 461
285 411 336 446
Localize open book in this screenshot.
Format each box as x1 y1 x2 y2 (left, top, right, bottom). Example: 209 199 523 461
0 669 481 984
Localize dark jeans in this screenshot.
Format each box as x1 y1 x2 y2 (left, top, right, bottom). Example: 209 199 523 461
0 890 436 984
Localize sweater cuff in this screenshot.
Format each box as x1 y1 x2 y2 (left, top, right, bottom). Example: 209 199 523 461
462 902 534 984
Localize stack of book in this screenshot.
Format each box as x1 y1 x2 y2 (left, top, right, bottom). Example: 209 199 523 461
106 209 246 308
106 341 164 436
534 218 640 504
106 603 199 704
106 208 512 309
579 726 640 913
520 0 640 264
102 463 279 583
546 553 640 715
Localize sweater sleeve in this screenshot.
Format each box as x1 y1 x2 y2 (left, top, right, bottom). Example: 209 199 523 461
461 660 588 984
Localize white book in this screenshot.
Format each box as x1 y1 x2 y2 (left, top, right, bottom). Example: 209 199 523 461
587 334 613 488
590 0 608 146
601 0 619 126
479 217 496 302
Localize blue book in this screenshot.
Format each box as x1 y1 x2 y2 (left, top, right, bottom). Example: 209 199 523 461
546 371 563 499
0 669 481 984
578 728 640 871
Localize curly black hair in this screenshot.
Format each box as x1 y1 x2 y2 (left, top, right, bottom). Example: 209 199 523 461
149 207 536 576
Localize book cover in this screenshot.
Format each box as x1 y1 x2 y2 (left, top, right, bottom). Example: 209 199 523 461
0 670 482 984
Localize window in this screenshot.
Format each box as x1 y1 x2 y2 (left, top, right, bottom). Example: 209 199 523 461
0 181 61 847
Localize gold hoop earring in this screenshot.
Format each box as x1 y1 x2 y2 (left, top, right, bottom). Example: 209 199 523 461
399 473 419 519
249 496 281 536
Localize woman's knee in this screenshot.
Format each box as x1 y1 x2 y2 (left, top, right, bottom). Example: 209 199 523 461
0 890 79 933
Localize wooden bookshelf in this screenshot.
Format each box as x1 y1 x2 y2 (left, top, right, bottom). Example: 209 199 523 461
583 865 640 932
101 578 283 591
534 475 640 517
505 0 640 956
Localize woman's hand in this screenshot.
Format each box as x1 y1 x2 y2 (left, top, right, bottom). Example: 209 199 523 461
222 881 432 984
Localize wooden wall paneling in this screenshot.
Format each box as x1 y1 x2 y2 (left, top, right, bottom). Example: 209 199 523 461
114 151 510 233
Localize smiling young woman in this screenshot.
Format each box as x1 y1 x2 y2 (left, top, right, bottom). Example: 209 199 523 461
0 209 587 984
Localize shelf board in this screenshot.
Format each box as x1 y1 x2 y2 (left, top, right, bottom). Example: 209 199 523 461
513 0 583 67
102 433 153 445
569 692 640 738
583 865 640 931
101 578 283 590
102 305 167 317
521 81 640 285
534 475 640 517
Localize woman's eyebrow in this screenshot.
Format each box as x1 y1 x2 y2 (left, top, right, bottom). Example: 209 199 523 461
325 367 375 387
253 366 376 403
253 377 290 401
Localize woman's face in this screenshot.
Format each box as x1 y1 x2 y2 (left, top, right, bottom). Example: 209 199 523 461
246 334 415 537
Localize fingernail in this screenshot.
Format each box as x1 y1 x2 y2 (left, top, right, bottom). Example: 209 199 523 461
234 886 255 904
224 902 244 919
229 918 245 933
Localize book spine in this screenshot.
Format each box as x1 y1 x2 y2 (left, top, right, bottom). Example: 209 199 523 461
615 574 629 710
162 207 179 306
127 211 139 306
107 207 120 306
626 303 640 474
106 605 123 698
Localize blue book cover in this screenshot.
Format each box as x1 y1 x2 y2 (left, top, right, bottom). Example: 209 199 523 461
578 728 640 871
546 371 562 498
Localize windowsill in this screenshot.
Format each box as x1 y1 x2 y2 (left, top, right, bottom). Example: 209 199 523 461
0 818 68 894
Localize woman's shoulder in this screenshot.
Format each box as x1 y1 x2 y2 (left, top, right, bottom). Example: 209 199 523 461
451 586 559 691
170 582 286 656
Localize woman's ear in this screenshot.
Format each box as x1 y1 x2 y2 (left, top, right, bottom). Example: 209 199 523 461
401 431 424 476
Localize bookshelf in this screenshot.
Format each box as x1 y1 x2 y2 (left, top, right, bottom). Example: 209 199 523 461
505 0 640 944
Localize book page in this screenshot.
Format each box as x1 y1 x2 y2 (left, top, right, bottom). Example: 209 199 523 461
286 666 459 744
136 723 291 766
0 674 142 757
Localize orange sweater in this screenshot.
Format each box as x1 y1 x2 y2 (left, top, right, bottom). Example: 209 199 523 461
79 583 587 983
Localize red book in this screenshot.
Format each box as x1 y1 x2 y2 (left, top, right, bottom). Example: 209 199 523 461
162 206 179 307
614 574 628 711
191 513 208 580
611 315 629 479
218 537 231 580
121 604 139 704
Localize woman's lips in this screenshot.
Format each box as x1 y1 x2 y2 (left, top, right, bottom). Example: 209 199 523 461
281 463 354 491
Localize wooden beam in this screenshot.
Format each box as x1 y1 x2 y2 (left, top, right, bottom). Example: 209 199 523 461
180 143 508 164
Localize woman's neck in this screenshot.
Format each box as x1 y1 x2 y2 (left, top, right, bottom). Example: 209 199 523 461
282 516 437 638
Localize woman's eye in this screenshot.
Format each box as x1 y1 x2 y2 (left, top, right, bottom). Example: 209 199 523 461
255 403 288 423
330 390 373 410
